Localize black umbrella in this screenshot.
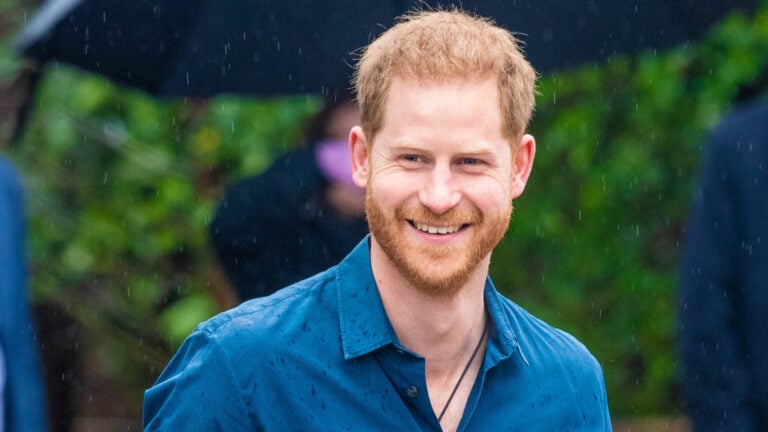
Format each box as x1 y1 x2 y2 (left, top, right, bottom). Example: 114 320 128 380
15 0 399 98
16 0 761 98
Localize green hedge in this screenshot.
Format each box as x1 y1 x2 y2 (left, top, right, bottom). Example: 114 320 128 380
493 5 768 416
4 2 768 418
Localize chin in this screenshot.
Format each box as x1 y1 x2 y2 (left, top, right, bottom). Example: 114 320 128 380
366 193 510 297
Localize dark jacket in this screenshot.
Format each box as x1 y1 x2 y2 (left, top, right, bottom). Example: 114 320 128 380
678 99 768 432
209 145 368 301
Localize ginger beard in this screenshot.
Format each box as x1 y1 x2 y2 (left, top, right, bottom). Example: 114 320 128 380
365 189 513 298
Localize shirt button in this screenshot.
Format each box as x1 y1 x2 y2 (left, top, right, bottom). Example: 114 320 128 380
406 386 419 398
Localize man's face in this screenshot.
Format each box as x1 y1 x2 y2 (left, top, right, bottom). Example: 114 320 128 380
351 77 534 297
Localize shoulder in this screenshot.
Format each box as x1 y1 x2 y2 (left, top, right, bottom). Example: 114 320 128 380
496 295 602 373
718 99 768 133
708 99 768 153
145 268 344 429
487 294 610 423
229 146 322 198
194 268 339 354
212 147 324 224
701 99 768 190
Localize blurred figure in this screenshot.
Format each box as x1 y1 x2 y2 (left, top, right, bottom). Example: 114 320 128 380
32 302 79 432
0 156 48 432
209 92 368 301
678 97 768 432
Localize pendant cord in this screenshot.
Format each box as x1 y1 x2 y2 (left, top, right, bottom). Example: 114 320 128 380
437 317 491 422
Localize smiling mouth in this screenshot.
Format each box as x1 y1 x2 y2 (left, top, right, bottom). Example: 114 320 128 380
410 221 466 235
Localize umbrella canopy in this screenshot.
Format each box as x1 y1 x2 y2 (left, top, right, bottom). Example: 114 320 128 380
16 0 761 98
15 0 398 97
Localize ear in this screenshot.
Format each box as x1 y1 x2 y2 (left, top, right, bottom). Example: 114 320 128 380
349 126 369 188
510 134 535 199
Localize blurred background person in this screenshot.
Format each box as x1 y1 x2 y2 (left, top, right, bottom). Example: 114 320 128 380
678 96 768 432
209 91 368 302
1 155 48 432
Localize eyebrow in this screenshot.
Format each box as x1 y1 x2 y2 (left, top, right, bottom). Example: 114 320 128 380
389 141 497 155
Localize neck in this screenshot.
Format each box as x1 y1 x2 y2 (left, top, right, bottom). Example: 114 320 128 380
370 238 491 431
370 238 489 364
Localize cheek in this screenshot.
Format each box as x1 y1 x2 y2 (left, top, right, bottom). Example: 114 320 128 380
369 169 419 200
369 185 409 215
465 177 511 210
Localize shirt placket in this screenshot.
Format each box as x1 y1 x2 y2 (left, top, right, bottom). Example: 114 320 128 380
374 344 444 431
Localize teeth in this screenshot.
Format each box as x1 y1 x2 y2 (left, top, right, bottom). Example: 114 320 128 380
414 222 461 234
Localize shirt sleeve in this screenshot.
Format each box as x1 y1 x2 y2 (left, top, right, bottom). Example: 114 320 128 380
596 366 613 431
0 158 49 432
143 329 256 431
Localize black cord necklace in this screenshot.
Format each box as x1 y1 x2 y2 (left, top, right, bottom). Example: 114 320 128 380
437 317 491 422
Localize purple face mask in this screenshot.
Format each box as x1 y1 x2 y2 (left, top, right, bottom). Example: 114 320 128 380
314 139 363 189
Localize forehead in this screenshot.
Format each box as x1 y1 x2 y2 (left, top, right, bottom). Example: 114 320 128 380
378 77 505 145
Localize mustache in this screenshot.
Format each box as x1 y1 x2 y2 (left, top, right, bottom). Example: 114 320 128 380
394 202 482 226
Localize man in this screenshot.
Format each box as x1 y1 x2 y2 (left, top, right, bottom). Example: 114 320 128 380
678 98 768 431
144 9 611 431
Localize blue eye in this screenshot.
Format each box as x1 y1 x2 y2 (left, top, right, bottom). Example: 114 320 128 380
462 158 480 165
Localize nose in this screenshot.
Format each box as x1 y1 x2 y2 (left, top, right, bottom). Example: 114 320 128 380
418 164 461 214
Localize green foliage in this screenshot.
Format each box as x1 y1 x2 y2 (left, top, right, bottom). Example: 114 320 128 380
3 1 768 420
491 5 768 417
6 66 320 415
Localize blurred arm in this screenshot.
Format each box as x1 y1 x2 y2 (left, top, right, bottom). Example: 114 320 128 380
0 157 48 432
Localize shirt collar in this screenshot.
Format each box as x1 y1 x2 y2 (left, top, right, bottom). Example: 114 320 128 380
337 236 397 359
483 278 526 367
336 236 525 365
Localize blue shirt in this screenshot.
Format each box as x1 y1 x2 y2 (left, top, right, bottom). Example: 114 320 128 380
144 238 611 431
